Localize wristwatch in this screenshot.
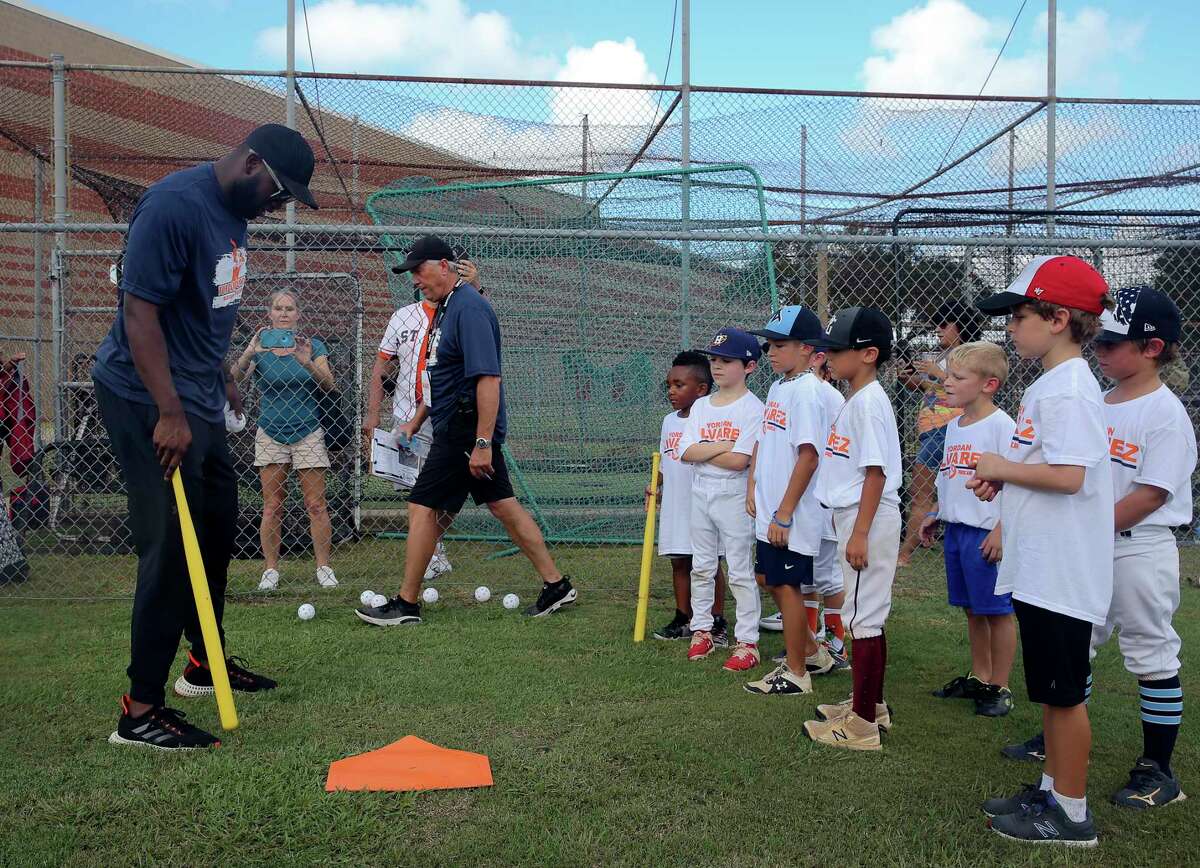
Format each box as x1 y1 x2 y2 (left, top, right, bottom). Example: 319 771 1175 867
475 437 492 450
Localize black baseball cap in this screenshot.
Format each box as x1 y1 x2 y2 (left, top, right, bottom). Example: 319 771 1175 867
244 124 318 209
1095 286 1182 344
749 305 824 343
808 306 893 352
391 235 459 274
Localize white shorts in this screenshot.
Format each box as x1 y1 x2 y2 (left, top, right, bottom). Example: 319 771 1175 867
833 502 901 640
254 426 330 470
1090 526 1181 680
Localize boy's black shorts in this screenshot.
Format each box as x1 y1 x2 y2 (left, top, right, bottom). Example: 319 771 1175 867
409 434 514 514
1014 598 1092 707
755 540 814 588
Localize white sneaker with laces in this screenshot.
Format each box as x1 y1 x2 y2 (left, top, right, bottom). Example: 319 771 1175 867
423 545 453 581
258 568 280 591
759 611 784 632
316 565 338 588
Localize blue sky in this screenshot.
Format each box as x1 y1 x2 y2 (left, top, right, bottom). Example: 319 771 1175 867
25 0 1200 99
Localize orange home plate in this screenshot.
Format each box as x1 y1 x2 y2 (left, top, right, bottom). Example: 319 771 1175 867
325 736 494 793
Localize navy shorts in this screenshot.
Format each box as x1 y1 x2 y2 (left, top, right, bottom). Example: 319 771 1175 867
944 522 1011 615
755 540 814 588
916 425 948 470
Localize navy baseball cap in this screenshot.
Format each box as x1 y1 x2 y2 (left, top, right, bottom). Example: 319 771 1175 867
1095 286 1182 344
244 124 318 209
703 328 761 362
749 305 824 343
391 235 460 273
808 306 893 352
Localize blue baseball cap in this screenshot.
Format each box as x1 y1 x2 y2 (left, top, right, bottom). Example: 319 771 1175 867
749 305 824 343
702 327 761 362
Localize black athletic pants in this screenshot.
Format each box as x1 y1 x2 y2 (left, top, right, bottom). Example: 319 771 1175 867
94 380 236 707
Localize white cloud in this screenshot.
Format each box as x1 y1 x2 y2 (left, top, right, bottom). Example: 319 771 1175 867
551 38 659 128
860 0 1143 96
984 111 1125 176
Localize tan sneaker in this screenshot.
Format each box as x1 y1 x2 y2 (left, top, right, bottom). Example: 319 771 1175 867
806 643 835 676
814 695 893 731
803 710 882 751
744 662 813 695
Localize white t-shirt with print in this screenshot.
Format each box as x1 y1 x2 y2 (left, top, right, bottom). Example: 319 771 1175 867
753 374 832 554
678 391 764 481
658 411 695 555
378 301 435 425
815 379 846 540
996 357 1114 626
814 380 902 510
935 409 1015 530
1104 383 1196 529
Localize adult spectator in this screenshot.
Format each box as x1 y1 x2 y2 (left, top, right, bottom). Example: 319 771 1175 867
896 301 981 566
230 289 338 591
355 236 577 625
0 348 31 587
92 124 318 750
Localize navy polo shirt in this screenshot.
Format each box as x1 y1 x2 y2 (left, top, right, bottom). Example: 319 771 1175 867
426 284 508 443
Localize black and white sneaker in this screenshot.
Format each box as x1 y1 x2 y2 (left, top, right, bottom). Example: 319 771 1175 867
524 576 577 617
711 615 730 648
1001 730 1046 762
108 695 220 751
1112 758 1187 809
653 610 692 641
988 790 1097 848
174 651 278 697
355 595 422 626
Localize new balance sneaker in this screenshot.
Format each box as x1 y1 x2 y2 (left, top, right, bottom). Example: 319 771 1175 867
759 611 784 632
257 568 280 591
653 610 692 641
1111 758 1187 810
109 695 220 751
722 642 760 672
806 643 835 676
827 645 851 672
316 565 338 588
974 684 1014 717
744 662 812 696
423 545 453 581
174 651 278 697
711 615 730 648
932 673 985 699
356 594 422 626
815 696 893 731
987 790 1098 848
803 710 881 751
1000 731 1046 762
524 576 577 617
982 783 1042 818
687 630 715 661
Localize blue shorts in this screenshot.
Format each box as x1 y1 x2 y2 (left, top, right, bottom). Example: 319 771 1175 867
944 522 1012 615
916 425 948 470
755 540 814 588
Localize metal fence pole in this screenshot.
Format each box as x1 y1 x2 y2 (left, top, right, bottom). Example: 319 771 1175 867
1046 0 1057 237
32 158 44 446
1006 130 1015 284
800 124 808 233
679 0 691 347
285 0 297 271
50 53 67 441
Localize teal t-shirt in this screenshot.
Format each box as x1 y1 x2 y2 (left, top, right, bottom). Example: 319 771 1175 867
253 338 328 445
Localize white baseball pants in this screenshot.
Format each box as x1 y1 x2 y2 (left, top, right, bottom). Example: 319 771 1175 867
833 502 901 640
689 474 759 644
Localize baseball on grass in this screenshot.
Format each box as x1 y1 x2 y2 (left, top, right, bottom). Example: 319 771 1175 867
297 603 315 621
359 590 376 606
502 593 520 610
422 587 439 604
474 586 491 603
370 593 388 608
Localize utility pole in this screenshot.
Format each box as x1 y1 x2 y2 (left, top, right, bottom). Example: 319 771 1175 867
1046 0 1057 236
286 0 297 270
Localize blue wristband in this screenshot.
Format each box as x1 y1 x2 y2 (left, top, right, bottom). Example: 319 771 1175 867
772 511 794 528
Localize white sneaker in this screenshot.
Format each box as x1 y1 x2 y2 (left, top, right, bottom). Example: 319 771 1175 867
258 568 280 591
423 548 453 582
316 565 338 588
759 611 784 632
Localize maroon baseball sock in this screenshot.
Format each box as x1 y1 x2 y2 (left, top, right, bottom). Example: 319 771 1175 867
876 630 888 704
851 636 883 722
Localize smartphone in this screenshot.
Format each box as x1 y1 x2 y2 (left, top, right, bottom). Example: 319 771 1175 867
260 328 295 349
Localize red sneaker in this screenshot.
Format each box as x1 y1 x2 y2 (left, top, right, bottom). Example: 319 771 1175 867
687 631 715 661
722 642 761 672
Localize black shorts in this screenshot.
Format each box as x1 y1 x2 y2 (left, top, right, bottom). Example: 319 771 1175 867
408 434 515 514
1014 598 1092 707
755 540 814 588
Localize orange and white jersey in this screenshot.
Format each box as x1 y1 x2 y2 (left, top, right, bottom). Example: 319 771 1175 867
378 301 437 424
1103 383 1196 529
814 380 901 510
677 391 764 481
934 409 1014 530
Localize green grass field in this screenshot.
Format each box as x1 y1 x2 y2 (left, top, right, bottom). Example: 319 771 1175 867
2 545 1198 866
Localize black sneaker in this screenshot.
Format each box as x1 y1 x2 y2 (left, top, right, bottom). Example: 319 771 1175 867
982 783 1042 818
524 576 577 617
932 673 984 699
108 695 220 751
1112 758 1187 809
974 684 1014 717
356 594 422 626
174 651 278 697
988 790 1098 848
711 615 730 648
653 610 692 641
1001 731 1046 762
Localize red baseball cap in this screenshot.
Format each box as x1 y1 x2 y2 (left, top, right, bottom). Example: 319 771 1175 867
977 255 1109 315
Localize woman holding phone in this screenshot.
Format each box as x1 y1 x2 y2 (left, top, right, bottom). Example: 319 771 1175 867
232 289 338 590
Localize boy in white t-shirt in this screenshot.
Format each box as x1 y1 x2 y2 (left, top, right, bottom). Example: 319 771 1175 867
802 306 903 752
741 306 837 696
973 256 1115 847
648 351 728 644
679 328 765 672
919 341 1016 718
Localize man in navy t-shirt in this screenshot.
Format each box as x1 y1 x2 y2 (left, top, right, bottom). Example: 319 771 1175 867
94 124 318 752
355 236 578 628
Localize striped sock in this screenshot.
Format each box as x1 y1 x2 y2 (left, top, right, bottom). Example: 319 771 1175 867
1140 676 1183 776
805 600 820 635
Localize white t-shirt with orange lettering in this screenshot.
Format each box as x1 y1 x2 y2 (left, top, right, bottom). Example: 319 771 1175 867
678 391 764 481
814 380 902 510
659 410 695 555
934 409 1015 530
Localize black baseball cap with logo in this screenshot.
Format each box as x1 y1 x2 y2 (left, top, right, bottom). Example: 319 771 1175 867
244 124 318 209
749 305 824 343
1095 286 1182 344
391 235 460 273
807 306 893 352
